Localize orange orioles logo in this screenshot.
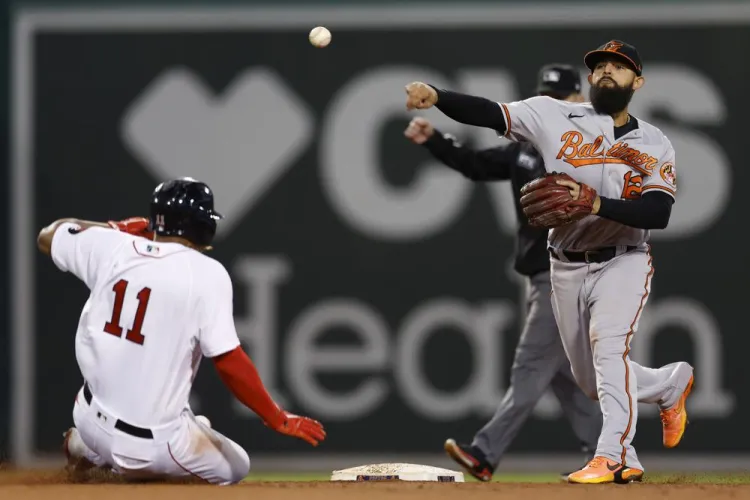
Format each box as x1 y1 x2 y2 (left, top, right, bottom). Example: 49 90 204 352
660 162 677 189
603 40 624 52
556 131 659 175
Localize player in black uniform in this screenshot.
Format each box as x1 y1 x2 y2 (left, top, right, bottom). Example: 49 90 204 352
404 64 602 482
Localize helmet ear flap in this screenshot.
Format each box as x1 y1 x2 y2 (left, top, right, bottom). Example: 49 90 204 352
184 216 217 247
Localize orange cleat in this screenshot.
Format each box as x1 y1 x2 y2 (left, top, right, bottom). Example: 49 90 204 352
661 375 694 448
567 456 643 484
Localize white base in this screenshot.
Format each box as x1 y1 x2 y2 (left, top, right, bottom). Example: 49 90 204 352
331 463 464 482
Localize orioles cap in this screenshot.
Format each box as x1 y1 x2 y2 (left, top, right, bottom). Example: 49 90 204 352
584 40 643 76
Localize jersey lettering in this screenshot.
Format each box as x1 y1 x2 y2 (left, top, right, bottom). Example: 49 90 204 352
556 131 658 174
103 279 151 346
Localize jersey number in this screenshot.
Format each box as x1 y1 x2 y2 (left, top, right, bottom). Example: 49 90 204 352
621 171 644 200
103 279 152 345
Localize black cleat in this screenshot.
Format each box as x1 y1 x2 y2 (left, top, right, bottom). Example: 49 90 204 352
444 439 494 482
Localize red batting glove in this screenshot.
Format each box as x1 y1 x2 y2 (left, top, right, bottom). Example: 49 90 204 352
108 217 154 240
266 411 327 447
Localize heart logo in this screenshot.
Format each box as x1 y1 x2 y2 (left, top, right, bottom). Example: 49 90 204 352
121 66 314 237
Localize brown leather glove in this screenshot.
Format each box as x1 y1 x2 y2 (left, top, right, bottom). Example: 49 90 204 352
520 172 598 228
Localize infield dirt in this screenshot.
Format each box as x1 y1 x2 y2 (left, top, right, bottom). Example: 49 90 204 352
2 468 750 500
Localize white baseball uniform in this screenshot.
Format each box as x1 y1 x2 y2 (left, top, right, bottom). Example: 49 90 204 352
498 96 693 471
52 222 250 484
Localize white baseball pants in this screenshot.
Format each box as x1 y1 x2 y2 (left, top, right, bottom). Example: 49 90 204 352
71 384 250 485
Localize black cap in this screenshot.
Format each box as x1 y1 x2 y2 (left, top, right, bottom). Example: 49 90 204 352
535 64 582 97
584 40 643 76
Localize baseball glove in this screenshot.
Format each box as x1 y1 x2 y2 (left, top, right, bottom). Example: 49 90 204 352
519 172 598 228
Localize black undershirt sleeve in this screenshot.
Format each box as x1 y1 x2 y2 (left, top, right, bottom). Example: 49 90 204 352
597 191 674 230
422 130 513 181
430 87 508 135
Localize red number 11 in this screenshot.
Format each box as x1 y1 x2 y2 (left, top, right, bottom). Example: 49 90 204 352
103 279 152 345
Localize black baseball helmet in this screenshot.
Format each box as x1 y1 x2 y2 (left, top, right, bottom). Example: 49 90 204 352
535 64 582 98
149 177 223 247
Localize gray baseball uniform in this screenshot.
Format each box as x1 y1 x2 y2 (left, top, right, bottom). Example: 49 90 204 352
421 131 601 466
498 96 693 471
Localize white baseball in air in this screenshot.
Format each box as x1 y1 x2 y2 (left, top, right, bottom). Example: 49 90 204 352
309 26 332 48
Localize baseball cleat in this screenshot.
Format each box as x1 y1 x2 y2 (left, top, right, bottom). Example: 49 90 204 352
62 427 82 463
661 374 694 448
443 439 494 482
62 427 95 475
567 456 643 484
560 450 596 481
560 468 585 482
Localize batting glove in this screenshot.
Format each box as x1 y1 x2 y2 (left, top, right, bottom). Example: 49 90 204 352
108 217 154 239
267 411 327 447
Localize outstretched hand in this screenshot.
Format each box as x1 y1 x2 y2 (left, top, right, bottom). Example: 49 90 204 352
267 411 327 447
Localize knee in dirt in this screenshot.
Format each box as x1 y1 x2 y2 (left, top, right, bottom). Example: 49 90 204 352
223 451 250 485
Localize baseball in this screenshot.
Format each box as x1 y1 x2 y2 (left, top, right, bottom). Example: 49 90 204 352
309 26 331 48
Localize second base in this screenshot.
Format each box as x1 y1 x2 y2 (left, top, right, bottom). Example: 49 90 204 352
330 463 464 482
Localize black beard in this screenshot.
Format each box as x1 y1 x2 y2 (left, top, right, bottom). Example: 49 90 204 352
589 81 635 115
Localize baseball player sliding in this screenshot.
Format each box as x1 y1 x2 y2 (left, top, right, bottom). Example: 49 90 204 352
404 40 693 484
38 178 326 484
404 64 601 482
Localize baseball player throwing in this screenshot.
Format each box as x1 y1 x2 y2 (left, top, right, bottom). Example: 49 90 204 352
38 177 326 484
405 64 601 482
404 40 693 484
